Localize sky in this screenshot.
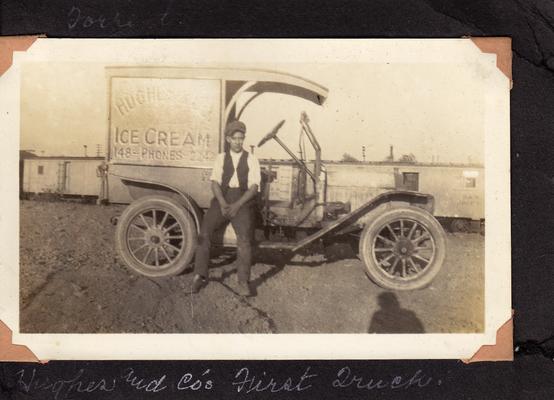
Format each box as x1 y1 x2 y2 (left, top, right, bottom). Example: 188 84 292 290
21 61 484 164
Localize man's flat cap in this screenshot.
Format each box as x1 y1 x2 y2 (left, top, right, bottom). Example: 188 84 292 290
225 120 246 137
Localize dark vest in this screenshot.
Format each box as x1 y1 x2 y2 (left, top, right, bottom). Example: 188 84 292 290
221 151 249 192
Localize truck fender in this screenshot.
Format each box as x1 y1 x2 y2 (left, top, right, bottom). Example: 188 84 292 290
338 190 435 229
353 190 435 227
114 174 203 233
292 190 435 252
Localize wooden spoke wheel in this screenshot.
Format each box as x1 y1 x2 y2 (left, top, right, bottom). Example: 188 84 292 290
359 206 446 290
116 196 197 277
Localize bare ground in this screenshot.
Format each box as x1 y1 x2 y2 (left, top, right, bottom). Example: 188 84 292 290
19 200 484 334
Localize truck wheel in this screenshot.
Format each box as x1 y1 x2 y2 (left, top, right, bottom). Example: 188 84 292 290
359 206 446 290
115 195 197 277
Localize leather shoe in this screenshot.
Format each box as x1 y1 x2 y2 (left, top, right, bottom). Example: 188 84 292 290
191 274 208 293
237 280 252 297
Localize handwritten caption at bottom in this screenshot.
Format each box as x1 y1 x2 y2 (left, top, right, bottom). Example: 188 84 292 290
15 366 441 399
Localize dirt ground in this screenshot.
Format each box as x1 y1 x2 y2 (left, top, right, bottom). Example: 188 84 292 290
19 200 484 334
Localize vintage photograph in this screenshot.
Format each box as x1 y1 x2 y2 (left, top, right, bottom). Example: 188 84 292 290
2 39 511 359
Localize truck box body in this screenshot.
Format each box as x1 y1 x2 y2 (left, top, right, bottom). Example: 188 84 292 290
106 68 223 207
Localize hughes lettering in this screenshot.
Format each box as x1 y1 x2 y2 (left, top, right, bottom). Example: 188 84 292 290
114 127 211 148
114 87 172 116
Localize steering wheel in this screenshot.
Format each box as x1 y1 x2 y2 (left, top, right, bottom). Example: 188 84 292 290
257 120 286 147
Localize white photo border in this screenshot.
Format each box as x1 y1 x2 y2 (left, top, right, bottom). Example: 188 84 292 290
0 38 511 360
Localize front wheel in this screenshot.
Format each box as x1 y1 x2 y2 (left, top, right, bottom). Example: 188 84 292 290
115 195 197 277
359 206 446 290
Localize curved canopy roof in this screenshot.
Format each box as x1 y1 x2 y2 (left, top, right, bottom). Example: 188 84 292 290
105 66 328 105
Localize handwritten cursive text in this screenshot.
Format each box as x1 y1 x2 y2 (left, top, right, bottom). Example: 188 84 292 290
16 368 116 400
332 366 437 390
232 366 317 393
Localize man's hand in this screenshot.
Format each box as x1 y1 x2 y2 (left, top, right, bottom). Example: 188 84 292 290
226 185 258 218
212 181 230 216
226 202 242 218
220 203 231 217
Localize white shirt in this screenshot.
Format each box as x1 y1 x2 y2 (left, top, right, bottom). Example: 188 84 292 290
210 151 261 191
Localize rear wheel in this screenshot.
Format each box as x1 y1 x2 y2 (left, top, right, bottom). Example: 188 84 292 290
115 196 197 277
359 206 446 290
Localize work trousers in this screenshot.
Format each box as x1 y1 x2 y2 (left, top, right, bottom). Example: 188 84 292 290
194 188 255 283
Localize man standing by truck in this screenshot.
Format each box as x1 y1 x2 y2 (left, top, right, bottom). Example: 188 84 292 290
191 120 261 297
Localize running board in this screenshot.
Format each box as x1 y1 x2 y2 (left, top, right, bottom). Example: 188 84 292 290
258 190 435 253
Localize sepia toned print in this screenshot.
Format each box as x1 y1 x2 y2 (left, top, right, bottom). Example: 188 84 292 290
1 39 510 360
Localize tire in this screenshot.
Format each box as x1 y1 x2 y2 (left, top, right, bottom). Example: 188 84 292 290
115 195 197 277
359 205 446 290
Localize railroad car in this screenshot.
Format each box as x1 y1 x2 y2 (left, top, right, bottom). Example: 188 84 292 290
21 156 104 199
324 161 484 232
20 155 484 232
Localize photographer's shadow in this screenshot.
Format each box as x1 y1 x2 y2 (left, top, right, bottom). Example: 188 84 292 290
368 292 425 333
